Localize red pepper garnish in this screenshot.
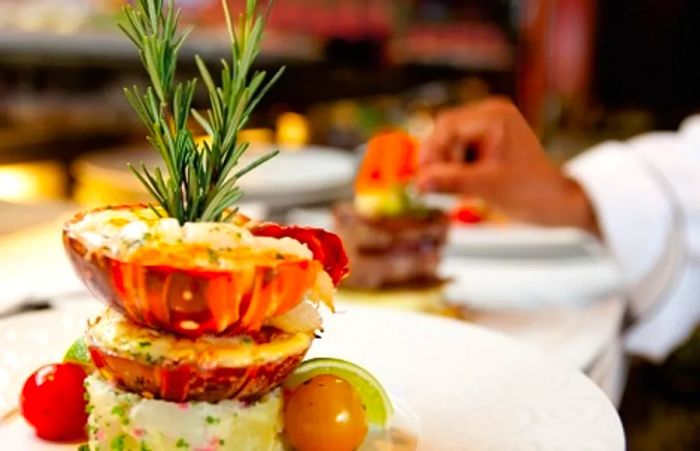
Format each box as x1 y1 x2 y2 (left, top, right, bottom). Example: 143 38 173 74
251 224 350 286
451 206 484 224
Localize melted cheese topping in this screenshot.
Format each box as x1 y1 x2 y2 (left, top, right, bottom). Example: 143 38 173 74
87 309 314 369
68 207 313 268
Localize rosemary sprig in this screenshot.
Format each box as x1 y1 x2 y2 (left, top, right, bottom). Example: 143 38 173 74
119 0 283 223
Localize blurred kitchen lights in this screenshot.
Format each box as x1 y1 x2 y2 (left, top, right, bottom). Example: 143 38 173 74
0 162 66 202
276 112 310 148
194 129 274 150
239 128 274 146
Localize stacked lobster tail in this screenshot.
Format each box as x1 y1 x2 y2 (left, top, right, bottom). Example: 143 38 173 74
63 205 349 449
64 206 348 403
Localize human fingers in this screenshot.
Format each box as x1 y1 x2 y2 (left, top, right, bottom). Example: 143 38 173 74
416 162 496 197
420 107 505 168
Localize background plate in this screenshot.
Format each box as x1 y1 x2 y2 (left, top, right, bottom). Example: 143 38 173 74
73 146 357 209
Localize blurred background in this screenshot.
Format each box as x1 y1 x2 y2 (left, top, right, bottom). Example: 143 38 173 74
7 0 700 205
1 1 700 449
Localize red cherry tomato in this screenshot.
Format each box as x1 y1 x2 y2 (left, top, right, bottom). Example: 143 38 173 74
20 363 88 442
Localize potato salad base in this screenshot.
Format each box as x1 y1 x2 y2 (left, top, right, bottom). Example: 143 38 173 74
85 374 285 451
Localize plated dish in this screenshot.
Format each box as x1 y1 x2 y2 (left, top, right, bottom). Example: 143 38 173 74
334 132 450 312
14 1 395 450
15 93 394 451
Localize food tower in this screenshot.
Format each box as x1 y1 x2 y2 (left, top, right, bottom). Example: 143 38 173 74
17 1 391 450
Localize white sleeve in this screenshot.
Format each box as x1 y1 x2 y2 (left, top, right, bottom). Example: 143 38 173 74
565 135 700 361
564 142 673 288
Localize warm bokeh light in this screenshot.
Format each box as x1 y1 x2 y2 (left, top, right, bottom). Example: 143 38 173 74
276 112 310 148
195 129 275 149
0 162 66 202
239 128 274 146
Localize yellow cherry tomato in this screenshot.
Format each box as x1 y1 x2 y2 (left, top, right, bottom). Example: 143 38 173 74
284 374 369 451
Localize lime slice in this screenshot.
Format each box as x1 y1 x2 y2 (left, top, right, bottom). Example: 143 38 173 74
63 336 94 370
284 358 393 427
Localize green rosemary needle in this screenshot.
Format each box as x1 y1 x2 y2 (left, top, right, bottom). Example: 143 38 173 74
119 0 283 223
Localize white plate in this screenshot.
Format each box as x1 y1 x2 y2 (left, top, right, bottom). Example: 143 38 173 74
0 304 624 450
448 223 598 258
422 194 598 258
73 146 357 209
442 254 624 311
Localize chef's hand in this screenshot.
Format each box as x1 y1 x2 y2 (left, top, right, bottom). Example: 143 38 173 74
417 98 599 233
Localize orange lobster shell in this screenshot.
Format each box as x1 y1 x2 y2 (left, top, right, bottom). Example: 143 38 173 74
64 205 348 338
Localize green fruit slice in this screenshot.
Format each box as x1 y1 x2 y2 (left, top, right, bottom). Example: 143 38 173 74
284 358 393 427
63 336 94 370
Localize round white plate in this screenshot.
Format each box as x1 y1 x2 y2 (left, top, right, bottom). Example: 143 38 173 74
0 304 624 450
447 223 598 258
422 194 599 258
442 254 624 311
73 146 357 209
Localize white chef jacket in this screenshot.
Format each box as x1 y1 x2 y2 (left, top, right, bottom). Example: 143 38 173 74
565 118 700 362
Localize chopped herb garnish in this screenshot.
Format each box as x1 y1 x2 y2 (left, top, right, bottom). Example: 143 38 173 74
205 415 221 425
175 438 189 449
207 248 219 264
111 404 130 425
138 341 152 348
110 434 126 451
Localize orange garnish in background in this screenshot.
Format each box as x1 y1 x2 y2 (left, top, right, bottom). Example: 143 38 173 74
355 131 419 194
